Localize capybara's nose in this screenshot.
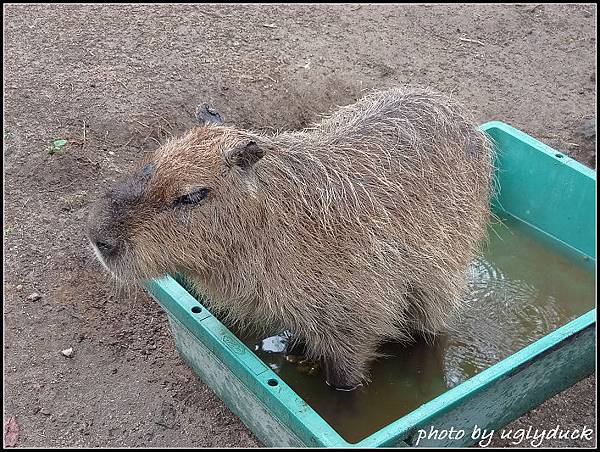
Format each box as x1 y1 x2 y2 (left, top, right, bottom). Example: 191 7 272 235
94 239 117 257
87 193 124 260
87 220 120 258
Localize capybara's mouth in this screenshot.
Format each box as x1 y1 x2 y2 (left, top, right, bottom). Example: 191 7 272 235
94 244 174 286
89 239 122 278
89 239 144 282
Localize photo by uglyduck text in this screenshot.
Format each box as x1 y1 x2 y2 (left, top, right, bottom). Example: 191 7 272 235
414 424 595 447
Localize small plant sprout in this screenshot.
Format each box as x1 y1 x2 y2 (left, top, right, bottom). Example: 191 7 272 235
47 139 68 155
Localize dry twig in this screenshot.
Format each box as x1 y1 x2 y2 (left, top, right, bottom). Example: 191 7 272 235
458 37 485 46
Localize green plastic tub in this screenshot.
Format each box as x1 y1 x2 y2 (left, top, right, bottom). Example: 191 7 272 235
143 121 596 447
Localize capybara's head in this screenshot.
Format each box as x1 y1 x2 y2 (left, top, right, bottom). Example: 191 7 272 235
86 106 266 281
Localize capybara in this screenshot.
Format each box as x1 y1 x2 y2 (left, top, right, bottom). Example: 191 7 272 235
87 86 494 390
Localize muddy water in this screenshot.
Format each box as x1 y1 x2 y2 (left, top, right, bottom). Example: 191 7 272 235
236 214 596 443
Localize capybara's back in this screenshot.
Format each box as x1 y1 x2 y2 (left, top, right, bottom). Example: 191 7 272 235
87 86 494 391
245 86 494 388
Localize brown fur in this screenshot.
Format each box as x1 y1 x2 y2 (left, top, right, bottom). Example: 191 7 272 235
87 86 494 389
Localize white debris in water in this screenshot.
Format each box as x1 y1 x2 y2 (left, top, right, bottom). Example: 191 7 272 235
260 333 289 354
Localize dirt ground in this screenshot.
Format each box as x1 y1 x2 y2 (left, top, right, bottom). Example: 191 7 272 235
3 3 596 448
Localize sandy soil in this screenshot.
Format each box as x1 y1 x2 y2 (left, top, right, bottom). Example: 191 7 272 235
3 3 596 448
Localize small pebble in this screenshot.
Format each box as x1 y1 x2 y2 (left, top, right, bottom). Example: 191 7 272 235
61 348 73 358
40 408 51 416
154 401 176 429
579 118 596 140
26 292 42 301
285 354 298 364
16 284 23 290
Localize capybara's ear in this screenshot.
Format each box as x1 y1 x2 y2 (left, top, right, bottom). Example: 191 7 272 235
195 103 224 125
225 140 265 170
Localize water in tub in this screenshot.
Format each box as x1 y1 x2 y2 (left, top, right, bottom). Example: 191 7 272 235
232 213 596 443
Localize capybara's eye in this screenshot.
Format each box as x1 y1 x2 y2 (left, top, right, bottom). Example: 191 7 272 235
173 187 211 207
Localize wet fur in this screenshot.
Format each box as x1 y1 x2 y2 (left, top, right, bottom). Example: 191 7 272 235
88 86 494 388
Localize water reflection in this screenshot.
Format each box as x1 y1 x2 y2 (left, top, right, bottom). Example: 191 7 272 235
239 216 595 443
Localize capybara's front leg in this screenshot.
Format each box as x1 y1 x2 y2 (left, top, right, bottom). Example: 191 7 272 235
322 352 367 392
